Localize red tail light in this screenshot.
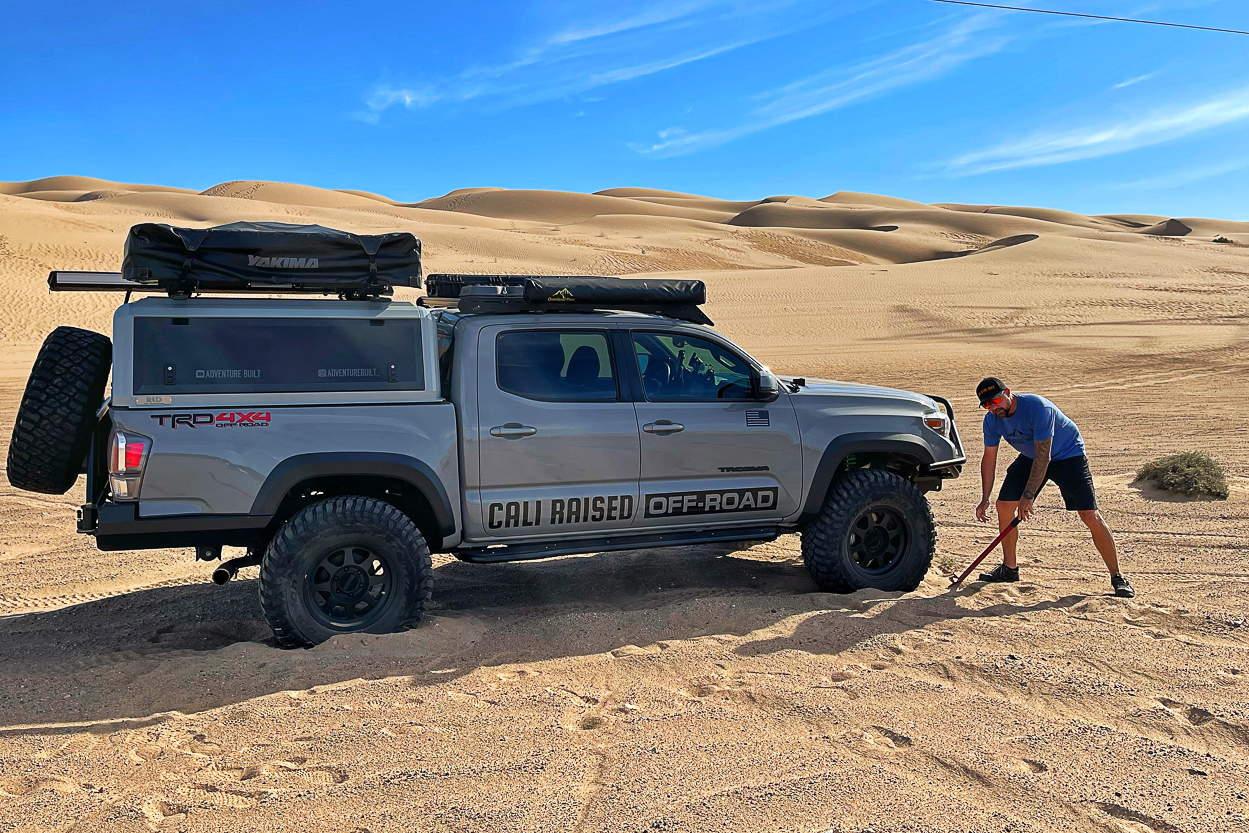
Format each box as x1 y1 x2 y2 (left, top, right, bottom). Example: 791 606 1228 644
108 429 151 500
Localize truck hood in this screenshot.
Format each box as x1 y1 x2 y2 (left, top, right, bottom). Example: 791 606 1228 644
783 377 938 411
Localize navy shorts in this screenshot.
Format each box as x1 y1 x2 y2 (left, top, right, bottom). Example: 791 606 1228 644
999 454 1097 511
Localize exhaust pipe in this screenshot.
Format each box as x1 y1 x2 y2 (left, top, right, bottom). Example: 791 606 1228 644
210 552 262 585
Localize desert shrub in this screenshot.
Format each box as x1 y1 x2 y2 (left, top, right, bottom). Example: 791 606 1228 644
1135 452 1230 499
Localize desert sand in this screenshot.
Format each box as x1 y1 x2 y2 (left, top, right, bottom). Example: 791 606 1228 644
0 177 1246 832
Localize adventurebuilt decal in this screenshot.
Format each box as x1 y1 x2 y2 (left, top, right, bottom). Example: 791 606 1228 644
151 412 271 428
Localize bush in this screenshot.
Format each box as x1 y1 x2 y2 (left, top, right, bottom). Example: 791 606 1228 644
1135 452 1230 499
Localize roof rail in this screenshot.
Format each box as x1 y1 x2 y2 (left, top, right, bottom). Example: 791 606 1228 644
47 271 386 299
421 274 713 326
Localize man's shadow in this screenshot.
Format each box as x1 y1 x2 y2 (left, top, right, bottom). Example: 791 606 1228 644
733 587 1088 658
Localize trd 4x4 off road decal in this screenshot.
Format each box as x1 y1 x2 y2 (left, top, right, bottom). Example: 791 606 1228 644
151 412 271 429
487 494 635 530
645 488 777 518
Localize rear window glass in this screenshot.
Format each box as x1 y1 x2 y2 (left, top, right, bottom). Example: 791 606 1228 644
132 317 424 395
496 330 617 402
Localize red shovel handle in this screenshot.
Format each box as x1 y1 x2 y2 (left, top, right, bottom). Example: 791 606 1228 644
949 517 1021 587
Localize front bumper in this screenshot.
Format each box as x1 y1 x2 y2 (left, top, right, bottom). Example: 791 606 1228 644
922 393 966 483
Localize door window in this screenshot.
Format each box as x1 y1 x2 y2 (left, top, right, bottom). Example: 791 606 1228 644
496 330 618 402
632 332 753 401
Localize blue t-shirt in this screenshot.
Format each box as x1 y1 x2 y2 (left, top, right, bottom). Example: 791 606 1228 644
983 394 1085 460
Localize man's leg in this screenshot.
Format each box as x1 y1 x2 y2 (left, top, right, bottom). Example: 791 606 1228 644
996 500 1020 568
1078 509 1120 575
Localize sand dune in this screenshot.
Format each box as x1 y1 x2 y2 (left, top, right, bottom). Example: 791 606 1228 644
415 187 735 224
821 190 933 210
335 188 399 204
0 174 1244 346
1138 218 1193 237
0 175 196 196
1 175 1247 833
198 180 392 210
595 187 709 199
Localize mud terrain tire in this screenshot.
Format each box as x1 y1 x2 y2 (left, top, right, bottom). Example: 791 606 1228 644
259 496 433 647
802 469 936 593
7 326 112 494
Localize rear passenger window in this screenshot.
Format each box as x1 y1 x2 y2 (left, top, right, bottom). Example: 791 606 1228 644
132 317 424 395
496 330 617 402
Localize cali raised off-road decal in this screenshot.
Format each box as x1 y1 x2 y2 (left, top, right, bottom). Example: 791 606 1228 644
645 488 777 518
487 494 635 530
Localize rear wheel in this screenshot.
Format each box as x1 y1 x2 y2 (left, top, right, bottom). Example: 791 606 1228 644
258 496 432 647
801 469 936 593
7 327 112 494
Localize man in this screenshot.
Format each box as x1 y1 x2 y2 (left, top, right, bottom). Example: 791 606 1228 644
973 377 1135 598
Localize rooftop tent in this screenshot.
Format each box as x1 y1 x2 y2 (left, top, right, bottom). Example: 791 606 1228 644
120 222 422 295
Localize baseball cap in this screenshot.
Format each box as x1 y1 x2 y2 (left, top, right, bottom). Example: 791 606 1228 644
976 376 1007 405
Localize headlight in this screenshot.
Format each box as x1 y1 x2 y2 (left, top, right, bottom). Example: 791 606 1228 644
923 410 951 439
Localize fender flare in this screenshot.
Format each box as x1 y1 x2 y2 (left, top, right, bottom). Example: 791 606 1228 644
799 433 936 521
251 452 456 537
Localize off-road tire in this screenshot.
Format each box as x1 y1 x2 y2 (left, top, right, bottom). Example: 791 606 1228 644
6 326 112 495
801 469 936 593
258 496 433 648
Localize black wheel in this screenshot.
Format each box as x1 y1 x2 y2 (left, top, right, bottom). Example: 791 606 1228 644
7 327 112 494
801 469 936 593
258 496 433 647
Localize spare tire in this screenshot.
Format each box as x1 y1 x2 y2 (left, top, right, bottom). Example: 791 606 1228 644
7 326 112 495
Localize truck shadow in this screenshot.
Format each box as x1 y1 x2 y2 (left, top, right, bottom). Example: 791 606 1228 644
0 542 1087 731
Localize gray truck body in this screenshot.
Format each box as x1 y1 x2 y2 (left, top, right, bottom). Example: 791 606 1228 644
88 296 964 558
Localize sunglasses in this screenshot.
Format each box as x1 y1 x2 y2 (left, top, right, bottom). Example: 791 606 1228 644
981 394 1007 409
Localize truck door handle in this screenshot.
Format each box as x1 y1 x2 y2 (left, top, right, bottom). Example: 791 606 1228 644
490 423 537 438
643 421 685 435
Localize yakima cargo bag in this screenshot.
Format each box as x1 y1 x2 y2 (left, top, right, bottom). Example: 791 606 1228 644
122 222 421 294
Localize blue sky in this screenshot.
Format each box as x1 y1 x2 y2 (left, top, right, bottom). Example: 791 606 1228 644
2 0 1246 218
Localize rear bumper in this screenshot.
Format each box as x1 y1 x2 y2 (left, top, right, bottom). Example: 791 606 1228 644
83 501 272 551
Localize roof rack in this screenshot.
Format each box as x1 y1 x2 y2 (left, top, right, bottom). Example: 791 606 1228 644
420 274 713 326
48 271 389 299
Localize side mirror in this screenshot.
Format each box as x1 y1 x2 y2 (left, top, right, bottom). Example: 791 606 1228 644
754 369 780 403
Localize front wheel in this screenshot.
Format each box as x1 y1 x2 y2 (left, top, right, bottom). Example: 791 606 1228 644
801 469 936 593
258 496 432 647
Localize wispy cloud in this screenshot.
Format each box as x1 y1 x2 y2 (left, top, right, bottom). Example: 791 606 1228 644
1113 72 1155 90
358 0 851 122
947 84 1249 174
634 14 1010 157
1109 159 1248 190
546 1 717 45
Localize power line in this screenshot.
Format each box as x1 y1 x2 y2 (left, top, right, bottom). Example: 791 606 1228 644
928 0 1249 35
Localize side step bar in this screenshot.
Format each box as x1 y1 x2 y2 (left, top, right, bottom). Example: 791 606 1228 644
456 526 780 564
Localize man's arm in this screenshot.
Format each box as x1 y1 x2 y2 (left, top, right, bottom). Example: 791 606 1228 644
976 444 998 521
1017 438 1051 521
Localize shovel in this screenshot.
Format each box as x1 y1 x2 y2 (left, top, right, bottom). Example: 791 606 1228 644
949 517 1022 588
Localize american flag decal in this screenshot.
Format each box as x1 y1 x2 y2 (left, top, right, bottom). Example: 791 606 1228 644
746 410 770 427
